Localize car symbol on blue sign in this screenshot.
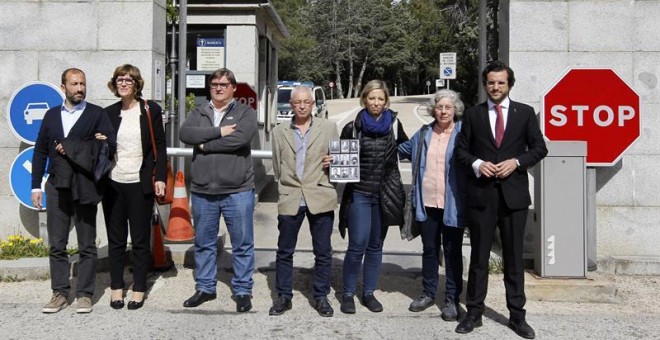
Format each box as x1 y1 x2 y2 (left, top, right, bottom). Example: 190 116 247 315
443 67 453 77
7 82 64 145
9 147 48 210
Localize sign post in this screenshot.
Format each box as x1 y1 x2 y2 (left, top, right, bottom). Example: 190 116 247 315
541 67 641 271
439 52 457 89
329 81 335 100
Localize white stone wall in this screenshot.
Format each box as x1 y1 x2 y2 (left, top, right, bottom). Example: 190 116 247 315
0 0 166 243
509 0 660 258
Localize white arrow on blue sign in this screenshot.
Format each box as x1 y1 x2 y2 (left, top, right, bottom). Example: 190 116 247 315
6 81 64 145
9 147 48 210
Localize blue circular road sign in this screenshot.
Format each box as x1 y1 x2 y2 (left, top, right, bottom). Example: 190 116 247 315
7 81 64 145
9 147 48 210
443 67 453 77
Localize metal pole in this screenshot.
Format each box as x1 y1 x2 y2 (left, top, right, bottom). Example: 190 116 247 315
478 0 487 103
177 0 188 172
169 0 178 164
586 167 598 271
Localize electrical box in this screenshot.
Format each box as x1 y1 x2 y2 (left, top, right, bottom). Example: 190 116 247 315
534 141 587 278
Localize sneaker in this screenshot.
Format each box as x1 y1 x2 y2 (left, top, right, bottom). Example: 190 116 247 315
74 297 93 313
441 298 459 321
42 293 67 313
409 294 434 312
235 295 252 313
315 297 334 317
340 295 356 314
269 295 292 316
361 293 383 313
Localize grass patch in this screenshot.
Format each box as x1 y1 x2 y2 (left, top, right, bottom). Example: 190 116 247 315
488 258 504 274
0 234 77 260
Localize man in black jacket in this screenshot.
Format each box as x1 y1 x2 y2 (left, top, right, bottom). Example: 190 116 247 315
455 61 547 339
31 68 116 314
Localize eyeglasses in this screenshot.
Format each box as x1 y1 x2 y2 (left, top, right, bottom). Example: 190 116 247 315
210 82 232 89
434 105 455 111
116 78 134 85
291 100 314 106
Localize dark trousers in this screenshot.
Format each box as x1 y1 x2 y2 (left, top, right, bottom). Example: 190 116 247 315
102 181 153 292
275 206 334 300
419 207 465 302
465 186 528 321
45 181 98 298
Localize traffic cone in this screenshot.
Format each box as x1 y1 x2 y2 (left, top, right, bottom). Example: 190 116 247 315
151 206 173 271
164 171 195 243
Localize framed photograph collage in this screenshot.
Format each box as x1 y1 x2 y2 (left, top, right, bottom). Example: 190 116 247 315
329 139 359 183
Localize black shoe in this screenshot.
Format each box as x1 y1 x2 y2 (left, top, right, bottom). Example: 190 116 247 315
235 295 252 312
269 295 292 316
361 293 383 313
340 295 356 314
127 300 144 310
509 319 536 339
110 300 124 310
315 297 334 317
455 315 483 334
440 297 459 321
183 291 217 308
409 293 434 312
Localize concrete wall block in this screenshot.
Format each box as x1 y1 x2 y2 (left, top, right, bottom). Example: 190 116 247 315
631 103 659 156
597 206 660 257
0 147 21 196
510 1 568 52
569 2 634 52
226 25 258 86
631 155 660 207
0 197 35 240
567 52 634 82
0 2 40 50
98 2 155 51
509 51 569 111
634 2 660 52
39 2 98 50
596 159 634 206
152 1 167 55
0 52 39 100
633 52 660 104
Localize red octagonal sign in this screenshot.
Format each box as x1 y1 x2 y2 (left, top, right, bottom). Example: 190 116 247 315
542 68 640 166
233 83 258 110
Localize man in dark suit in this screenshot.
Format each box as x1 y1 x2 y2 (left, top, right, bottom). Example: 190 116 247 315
31 68 116 314
455 61 547 339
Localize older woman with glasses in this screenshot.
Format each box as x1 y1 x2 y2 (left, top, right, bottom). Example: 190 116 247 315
398 89 468 321
103 64 167 310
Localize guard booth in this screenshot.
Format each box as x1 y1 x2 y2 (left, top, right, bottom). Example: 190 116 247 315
172 0 288 190
533 141 588 278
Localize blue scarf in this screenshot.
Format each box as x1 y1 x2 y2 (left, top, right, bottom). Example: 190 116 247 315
360 109 393 137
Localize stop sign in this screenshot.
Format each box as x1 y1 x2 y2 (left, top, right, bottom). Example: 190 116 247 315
233 83 257 110
541 68 640 166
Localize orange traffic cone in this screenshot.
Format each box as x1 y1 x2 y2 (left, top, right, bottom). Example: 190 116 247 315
164 171 195 243
151 206 173 271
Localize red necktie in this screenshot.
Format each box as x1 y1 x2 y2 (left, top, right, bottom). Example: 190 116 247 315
495 104 504 148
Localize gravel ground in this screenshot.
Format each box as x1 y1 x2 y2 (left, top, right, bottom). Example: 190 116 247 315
1 268 658 339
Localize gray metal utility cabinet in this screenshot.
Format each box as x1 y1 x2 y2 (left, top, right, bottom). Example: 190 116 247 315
534 141 587 278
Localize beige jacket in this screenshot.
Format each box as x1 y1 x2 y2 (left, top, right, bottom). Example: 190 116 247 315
272 117 339 215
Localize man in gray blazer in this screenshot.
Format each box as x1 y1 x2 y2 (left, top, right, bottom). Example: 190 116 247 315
270 86 339 317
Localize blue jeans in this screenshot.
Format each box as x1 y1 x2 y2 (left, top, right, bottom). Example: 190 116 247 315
420 207 465 302
275 206 334 300
191 189 255 296
343 192 384 296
